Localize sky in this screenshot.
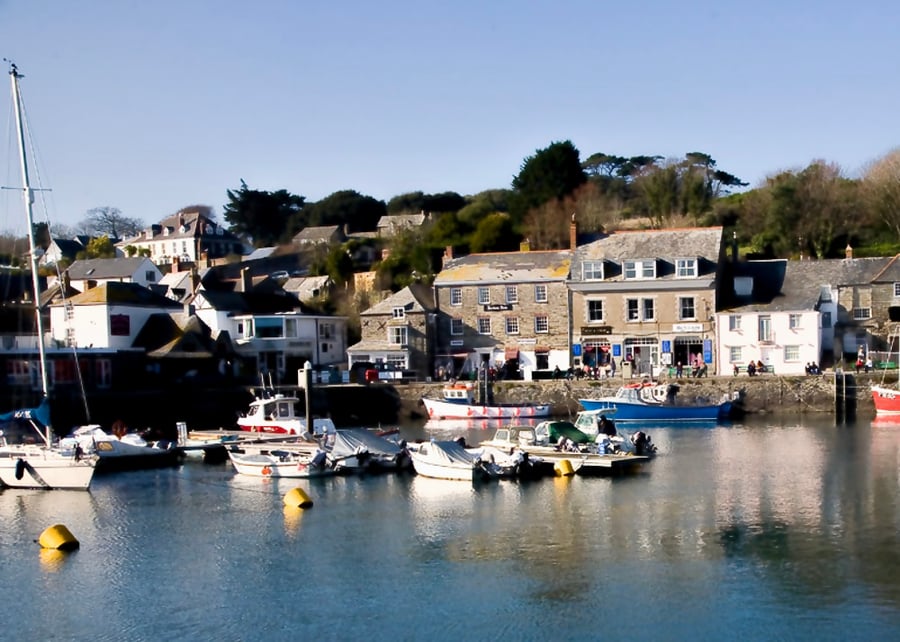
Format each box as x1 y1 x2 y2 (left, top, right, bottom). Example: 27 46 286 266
1 0 898 232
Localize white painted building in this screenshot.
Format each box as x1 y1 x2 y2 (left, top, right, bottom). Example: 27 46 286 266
65 257 163 293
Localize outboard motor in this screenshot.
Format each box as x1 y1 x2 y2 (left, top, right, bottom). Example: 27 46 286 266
631 431 656 456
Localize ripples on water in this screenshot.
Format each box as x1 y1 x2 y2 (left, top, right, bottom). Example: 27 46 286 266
2 417 900 641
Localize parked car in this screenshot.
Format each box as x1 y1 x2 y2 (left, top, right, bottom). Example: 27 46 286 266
269 270 290 281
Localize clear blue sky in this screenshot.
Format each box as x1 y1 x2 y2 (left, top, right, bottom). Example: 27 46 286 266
2 0 898 231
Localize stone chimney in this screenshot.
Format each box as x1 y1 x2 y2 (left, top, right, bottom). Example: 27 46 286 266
845 244 853 259
570 213 578 250
172 255 181 273
442 245 454 267
520 238 531 252
240 267 252 293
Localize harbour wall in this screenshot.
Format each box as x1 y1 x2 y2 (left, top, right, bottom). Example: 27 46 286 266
364 371 894 423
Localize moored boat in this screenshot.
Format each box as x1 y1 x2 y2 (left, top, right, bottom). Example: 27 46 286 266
227 448 334 478
408 440 500 481
421 381 551 420
62 423 182 473
237 393 336 435
578 382 732 423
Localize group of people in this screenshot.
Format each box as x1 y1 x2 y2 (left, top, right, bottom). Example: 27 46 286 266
740 360 768 376
675 355 708 378
805 362 823 375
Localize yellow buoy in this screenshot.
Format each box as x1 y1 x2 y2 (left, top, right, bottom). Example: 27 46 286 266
554 459 575 477
38 524 80 551
283 487 314 509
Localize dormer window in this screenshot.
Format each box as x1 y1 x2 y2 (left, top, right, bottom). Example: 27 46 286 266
392 306 405 320
624 259 656 280
676 258 698 278
582 261 604 280
163 227 170 236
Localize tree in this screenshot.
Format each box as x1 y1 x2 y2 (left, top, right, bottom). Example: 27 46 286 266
470 213 518 253
80 235 116 259
510 140 587 222
861 148 900 241
222 180 306 247
79 206 143 239
300 190 386 233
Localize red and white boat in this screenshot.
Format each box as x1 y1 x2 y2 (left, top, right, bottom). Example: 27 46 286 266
421 382 551 420
871 384 900 416
237 393 336 435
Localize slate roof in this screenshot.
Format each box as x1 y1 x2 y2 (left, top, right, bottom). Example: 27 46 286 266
119 211 237 244
571 227 724 281
361 283 436 316
720 257 893 312
66 257 154 280
435 250 572 285
193 288 308 315
51 281 180 308
132 313 232 358
292 225 343 244
282 275 332 302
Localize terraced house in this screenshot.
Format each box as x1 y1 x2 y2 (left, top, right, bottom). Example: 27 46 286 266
568 226 725 378
432 244 572 379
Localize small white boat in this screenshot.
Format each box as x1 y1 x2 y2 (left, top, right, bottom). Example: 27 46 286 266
237 393 336 436
408 440 499 481
228 448 334 478
421 382 551 420
62 423 181 472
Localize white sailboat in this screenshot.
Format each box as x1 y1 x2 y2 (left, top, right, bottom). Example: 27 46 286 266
0 63 95 490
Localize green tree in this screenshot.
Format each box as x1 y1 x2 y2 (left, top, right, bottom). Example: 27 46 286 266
470 213 518 253
299 190 386 233
82 235 116 259
510 140 587 222
222 180 305 247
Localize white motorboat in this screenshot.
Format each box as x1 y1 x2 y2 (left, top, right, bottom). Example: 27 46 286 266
237 393 336 436
61 423 181 472
0 64 95 490
228 448 335 478
408 440 504 482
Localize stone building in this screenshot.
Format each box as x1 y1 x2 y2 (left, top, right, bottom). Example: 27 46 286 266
432 243 572 379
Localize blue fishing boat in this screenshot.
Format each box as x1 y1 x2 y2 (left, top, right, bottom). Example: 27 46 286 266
578 383 732 423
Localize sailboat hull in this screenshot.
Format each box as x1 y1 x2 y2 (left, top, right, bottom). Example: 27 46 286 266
0 447 95 489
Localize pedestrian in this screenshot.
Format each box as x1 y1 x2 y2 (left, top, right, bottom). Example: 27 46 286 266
676 361 683 378
865 356 873 373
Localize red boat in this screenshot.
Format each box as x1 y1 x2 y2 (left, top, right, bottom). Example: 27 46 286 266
872 384 900 416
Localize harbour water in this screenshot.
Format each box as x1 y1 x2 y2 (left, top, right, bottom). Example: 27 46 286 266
3 416 900 641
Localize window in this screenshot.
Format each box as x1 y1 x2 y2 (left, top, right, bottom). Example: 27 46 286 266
534 284 548 303
853 308 872 320
894 282 900 297
679 297 696 320
623 259 656 280
626 298 654 321
65 327 76 347
729 315 741 331
478 287 490 305
392 306 406 319
64 302 74 321
729 346 742 363
477 317 491 334
450 318 463 335
784 345 800 361
506 317 520 335
506 285 518 304
388 326 407 345
676 258 698 278
450 288 462 306
789 314 801 329
822 311 832 329
319 323 335 339
285 318 298 338
627 299 639 321
587 300 604 323
758 315 772 342
534 315 549 334
582 261 604 280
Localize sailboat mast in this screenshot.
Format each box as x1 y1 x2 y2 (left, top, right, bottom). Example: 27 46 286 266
9 63 51 401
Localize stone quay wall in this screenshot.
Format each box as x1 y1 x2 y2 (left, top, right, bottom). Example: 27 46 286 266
386 371 894 422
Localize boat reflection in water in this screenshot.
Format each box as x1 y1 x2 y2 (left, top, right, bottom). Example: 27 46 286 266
423 417 539 432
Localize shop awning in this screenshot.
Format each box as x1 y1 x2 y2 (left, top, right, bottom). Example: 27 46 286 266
505 347 519 360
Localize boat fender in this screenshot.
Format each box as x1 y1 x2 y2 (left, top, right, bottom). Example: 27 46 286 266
15 458 26 480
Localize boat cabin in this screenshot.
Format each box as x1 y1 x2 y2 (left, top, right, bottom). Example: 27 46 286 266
247 395 299 421
442 383 477 405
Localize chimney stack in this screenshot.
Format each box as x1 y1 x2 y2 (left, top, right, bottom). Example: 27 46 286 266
570 213 578 250
442 245 454 267
520 238 531 252
172 255 180 273
240 267 252 292
845 244 853 259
